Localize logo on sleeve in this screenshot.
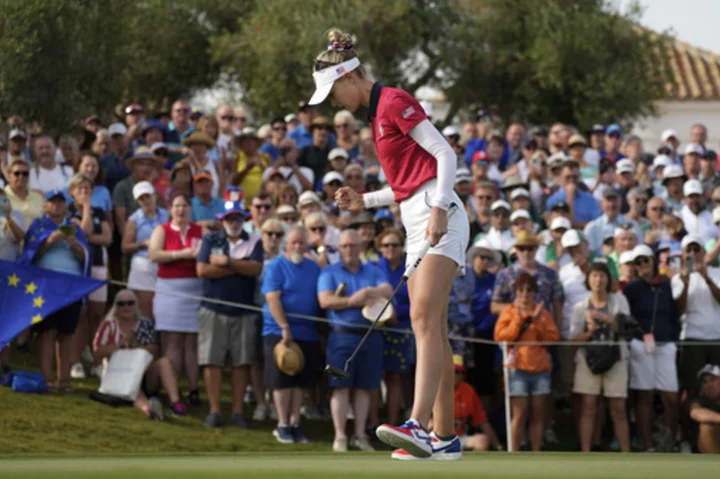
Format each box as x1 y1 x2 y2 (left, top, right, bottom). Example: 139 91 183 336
401 106 415 119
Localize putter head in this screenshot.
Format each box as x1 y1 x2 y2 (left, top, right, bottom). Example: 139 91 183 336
324 364 350 380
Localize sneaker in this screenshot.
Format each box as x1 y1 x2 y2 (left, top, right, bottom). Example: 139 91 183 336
204 412 223 428
81 346 94 363
269 403 278 421
332 437 348 452
391 433 462 461
170 401 187 417
148 397 164 421
187 390 201 407
376 419 432 458
291 425 309 444
273 425 294 444
231 413 249 429
70 362 86 379
253 403 268 422
89 365 103 378
351 436 375 452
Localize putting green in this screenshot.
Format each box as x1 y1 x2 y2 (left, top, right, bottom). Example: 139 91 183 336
0 452 718 479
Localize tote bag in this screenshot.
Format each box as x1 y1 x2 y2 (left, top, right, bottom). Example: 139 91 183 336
98 348 153 401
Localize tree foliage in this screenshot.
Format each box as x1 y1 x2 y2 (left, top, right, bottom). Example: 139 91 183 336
214 0 673 129
0 0 245 134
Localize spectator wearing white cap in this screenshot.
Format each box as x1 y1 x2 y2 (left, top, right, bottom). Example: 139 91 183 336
660 129 682 166
618 250 636 289
536 216 572 271
681 179 715 244
683 143 704 180
672 235 720 435
474 200 514 252
442 125 464 164
322 171 344 210
566 134 597 187
651 153 673 196
661 165 688 215
583 186 641 255
101 122 133 194
614 159 636 213
623 244 681 452
7 128 30 163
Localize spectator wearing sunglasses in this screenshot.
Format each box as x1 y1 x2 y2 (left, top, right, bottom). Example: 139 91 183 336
682 179 715 244
260 116 289 161
598 124 627 164
474 200 513 252
583 187 641 256
623 244 681 452
4 158 44 229
333 110 359 160
304 211 339 268
215 104 236 155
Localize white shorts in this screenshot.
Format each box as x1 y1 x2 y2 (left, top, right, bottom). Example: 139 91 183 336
629 339 678 392
88 266 108 302
127 255 158 292
400 179 469 275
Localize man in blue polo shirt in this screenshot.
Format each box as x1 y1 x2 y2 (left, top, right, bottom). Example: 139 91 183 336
318 229 392 453
196 192 263 429
545 160 601 228
190 171 225 231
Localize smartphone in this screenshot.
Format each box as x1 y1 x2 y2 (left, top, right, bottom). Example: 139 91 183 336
335 282 347 297
685 255 695 273
59 224 76 236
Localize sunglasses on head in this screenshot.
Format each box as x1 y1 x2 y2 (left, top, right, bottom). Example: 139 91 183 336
634 257 650 266
117 300 135 307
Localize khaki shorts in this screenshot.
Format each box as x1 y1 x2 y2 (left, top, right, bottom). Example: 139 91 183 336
573 351 628 398
197 306 256 367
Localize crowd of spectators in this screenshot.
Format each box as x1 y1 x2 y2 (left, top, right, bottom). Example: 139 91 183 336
1 102 720 454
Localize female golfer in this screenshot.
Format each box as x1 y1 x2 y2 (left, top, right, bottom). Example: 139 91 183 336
309 28 468 459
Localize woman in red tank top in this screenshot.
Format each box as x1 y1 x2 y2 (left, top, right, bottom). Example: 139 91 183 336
148 192 204 404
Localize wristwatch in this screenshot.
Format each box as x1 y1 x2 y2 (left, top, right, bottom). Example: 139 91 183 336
317 246 326 254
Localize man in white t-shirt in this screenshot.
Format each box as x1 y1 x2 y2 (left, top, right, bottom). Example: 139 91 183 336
28 135 73 195
681 179 715 243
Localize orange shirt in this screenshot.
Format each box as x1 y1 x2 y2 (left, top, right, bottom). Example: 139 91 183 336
454 381 487 436
494 304 560 373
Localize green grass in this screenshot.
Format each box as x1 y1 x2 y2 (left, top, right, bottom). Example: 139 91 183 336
0 453 719 479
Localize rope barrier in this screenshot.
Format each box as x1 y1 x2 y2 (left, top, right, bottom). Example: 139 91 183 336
107 279 720 347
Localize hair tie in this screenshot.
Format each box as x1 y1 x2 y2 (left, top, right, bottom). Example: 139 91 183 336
328 41 353 52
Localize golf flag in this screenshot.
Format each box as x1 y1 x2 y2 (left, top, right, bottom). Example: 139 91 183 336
0 260 105 347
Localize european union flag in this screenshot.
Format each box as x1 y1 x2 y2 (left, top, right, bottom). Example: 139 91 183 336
0 260 105 347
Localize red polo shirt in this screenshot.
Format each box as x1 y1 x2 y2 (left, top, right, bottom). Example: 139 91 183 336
369 83 437 203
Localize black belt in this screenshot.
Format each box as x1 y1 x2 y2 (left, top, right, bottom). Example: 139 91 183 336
330 327 368 336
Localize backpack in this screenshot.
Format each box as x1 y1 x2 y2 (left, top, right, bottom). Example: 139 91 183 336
584 324 621 374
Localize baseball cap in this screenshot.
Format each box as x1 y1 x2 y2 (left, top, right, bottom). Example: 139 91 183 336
193 170 213 182
8 128 26 140
141 119 165 137
132 181 154 200
605 124 622 136
548 152 569 170
561 229 584 248
45 189 66 202
108 122 128 137
661 129 679 142
589 124 605 134
284 113 299 123
713 206 720 224
550 216 571 231
652 154 672 169
662 164 686 182
568 134 587 148
510 209 530 223
374 208 394 223
442 125 460 137
419 101 433 118
308 58 361 105
217 187 250 220
616 159 635 174
632 244 654 260
703 150 718 161
455 168 472 184
472 150 489 165
298 191 321 207
603 186 621 199
510 188 530 201
491 200 511 212
681 234 703 250
683 179 703 197
323 171 344 185
619 251 635 265
150 142 168 154
328 147 349 161
684 143 704 156
124 103 144 114
697 364 720 380
276 205 297 217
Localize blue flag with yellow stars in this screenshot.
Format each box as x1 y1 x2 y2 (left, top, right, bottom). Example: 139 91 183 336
0 260 105 347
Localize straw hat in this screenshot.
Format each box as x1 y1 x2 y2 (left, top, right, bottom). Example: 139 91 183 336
273 341 305 376
126 146 164 169
362 298 394 325
183 131 216 149
514 230 540 248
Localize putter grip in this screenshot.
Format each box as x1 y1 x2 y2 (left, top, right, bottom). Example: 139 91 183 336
403 239 431 279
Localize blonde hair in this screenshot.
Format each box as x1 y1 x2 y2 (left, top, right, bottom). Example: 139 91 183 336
304 211 328 227
314 28 366 77
334 110 356 129
261 218 284 233
68 173 93 193
105 289 144 323
344 163 364 178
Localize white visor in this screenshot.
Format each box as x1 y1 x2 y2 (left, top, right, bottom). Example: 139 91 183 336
308 58 361 106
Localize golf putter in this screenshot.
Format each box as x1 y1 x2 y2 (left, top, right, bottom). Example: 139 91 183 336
325 204 458 380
